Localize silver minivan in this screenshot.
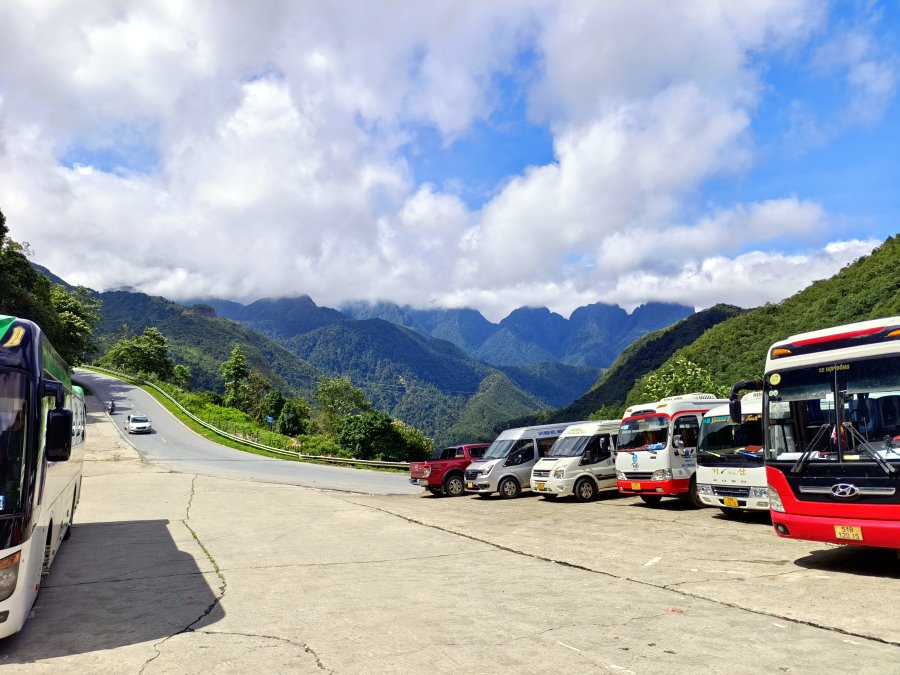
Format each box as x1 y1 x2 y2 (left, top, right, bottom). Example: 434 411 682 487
464 422 586 498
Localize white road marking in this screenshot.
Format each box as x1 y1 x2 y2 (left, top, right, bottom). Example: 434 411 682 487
644 556 662 567
557 641 581 653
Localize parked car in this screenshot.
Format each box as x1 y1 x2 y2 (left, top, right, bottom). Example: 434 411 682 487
125 414 152 434
410 443 491 496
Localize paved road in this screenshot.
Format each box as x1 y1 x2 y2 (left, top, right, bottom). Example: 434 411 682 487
74 369 420 495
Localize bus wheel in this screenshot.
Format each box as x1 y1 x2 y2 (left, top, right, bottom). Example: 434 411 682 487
640 495 662 506
688 476 704 509
573 478 596 503
498 477 521 499
444 474 465 497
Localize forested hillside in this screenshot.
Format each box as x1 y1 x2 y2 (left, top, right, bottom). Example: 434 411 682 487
633 235 900 397
98 291 323 395
499 304 744 428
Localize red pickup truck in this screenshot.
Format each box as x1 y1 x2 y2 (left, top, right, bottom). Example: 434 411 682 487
410 443 491 496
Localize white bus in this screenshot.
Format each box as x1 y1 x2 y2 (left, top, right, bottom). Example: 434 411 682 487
530 420 619 502
0 316 84 638
695 388 769 516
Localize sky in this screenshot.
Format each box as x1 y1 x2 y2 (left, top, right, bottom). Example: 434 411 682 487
0 1 897 322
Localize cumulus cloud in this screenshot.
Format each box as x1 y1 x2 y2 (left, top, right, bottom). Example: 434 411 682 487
0 1 891 322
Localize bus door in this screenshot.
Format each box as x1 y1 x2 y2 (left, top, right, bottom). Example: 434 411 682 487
672 414 701 482
585 434 616 487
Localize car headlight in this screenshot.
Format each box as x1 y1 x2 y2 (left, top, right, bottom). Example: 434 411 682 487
767 487 785 512
749 486 768 499
423 467 431 477
553 468 565 480
651 469 672 481
482 463 494 476
0 551 21 602
696 483 713 495
616 471 626 480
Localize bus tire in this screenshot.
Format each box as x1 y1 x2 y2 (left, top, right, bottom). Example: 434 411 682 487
498 477 521 499
640 495 662 506
573 477 596 502
688 476 704 509
444 474 465 497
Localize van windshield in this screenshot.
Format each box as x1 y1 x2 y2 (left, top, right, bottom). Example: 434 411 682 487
617 415 668 450
548 436 589 457
483 439 515 459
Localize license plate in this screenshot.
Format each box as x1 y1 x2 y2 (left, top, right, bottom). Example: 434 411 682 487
834 525 863 541
723 497 739 508
536 482 545 491
630 482 641 491
466 482 475 490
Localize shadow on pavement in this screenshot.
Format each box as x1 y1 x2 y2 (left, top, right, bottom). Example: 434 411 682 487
0 519 223 661
793 545 900 579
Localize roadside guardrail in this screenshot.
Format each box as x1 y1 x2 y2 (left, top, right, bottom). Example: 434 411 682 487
82 366 411 470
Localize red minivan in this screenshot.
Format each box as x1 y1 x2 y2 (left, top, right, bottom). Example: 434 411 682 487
410 443 491 496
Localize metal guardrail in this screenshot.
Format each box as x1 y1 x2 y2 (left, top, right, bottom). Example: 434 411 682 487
82 366 411 470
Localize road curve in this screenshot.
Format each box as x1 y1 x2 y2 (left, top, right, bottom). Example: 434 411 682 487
74 369 422 495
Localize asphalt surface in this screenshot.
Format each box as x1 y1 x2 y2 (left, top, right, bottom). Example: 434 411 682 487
73 369 420 495
1 390 898 673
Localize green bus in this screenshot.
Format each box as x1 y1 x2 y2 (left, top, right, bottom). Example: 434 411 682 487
0 315 84 638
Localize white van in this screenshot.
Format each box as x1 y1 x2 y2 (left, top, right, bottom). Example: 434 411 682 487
464 422 583 498
615 393 728 506
530 420 619 502
696 390 768 515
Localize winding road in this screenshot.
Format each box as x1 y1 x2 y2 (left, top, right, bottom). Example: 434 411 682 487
74 369 422 495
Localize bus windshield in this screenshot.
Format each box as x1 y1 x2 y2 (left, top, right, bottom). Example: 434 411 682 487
548 436 589 457
617 416 668 450
698 414 764 466
0 370 30 514
766 356 900 465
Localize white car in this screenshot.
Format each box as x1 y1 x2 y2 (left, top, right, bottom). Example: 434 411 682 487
125 414 152 434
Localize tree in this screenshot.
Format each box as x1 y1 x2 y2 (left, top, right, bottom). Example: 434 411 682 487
173 364 192 390
102 326 174 380
221 345 250 409
338 410 395 459
627 356 728 405
260 390 286 422
388 420 432 462
50 285 101 365
315 376 371 436
274 397 313 436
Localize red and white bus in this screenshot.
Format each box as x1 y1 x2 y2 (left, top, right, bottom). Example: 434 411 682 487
760 317 900 549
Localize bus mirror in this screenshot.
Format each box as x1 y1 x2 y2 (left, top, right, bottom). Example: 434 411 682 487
729 398 742 424
41 380 66 408
46 409 73 462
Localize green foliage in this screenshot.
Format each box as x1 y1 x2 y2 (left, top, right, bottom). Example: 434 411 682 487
590 403 627 421
295 434 345 457
221 345 251 409
391 419 433 462
338 410 395 460
626 357 728 404
260 390 286 421
101 326 174 380
173 364 192 389
315 376 371 435
275 397 313 436
49 285 102 365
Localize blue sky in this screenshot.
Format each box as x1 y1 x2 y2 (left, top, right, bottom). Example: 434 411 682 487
0 1 897 320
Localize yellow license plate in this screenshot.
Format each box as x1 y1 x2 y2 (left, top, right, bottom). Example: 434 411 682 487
723 497 739 508
536 482 546 491
631 482 641 491
466 482 475 490
834 525 863 541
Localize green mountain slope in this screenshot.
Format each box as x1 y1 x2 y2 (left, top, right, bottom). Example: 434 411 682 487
499 304 745 428
98 291 323 395
638 235 900 395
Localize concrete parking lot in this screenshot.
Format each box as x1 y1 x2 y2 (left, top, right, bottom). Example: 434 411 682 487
1 407 897 673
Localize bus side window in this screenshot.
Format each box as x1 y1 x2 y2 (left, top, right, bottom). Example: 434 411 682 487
674 416 700 447
536 438 555 458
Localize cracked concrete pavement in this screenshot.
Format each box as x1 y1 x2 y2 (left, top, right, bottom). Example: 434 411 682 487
0 402 898 673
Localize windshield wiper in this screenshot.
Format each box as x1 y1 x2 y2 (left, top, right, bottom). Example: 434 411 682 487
791 424 831 475
845 424 897 477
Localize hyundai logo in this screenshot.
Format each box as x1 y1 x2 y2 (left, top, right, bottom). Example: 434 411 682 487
831 483 860 500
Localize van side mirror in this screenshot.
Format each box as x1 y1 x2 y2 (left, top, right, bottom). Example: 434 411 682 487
46 409 73 462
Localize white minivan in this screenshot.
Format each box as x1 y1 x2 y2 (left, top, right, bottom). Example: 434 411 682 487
530 420 619 502
464 422 582 498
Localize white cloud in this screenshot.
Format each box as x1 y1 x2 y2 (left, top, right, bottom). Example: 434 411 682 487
0 1 890 324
